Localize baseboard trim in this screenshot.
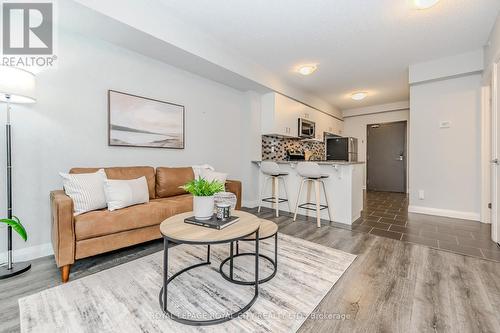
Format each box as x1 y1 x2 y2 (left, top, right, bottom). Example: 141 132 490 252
408 205 480 221
0 242 53 263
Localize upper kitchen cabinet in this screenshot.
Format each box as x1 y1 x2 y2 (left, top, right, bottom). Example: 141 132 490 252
261 93 300 137
261 92 343 137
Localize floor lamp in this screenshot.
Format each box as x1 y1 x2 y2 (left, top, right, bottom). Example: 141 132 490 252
0 66 36 279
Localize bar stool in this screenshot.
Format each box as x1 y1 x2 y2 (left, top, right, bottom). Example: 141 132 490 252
257 161 291 217
293 162 332 228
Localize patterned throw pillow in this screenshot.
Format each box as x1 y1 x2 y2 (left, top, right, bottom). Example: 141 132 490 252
59 169 108 215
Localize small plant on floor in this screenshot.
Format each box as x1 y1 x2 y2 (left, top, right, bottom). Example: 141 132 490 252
180 177 224 196
0 216 27 241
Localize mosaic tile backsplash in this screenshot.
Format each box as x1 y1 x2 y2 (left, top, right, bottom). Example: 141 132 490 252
262 135 325 161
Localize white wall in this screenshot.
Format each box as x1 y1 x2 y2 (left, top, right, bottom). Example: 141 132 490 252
484 13 500 81
69 0 341 119
343 108 409 189
409 74 482 220
409 50 483 85
0 30 261 262
342 101 409 118
240 91 263 206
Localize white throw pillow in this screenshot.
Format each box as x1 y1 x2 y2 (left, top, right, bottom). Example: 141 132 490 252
103 176 149 211
60 169 108 215
192 164 215 179
201 169 228 183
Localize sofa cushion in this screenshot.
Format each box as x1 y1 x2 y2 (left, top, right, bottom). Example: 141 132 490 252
152 194 193 215
74 201 173 240
156 167 194 198
70 166 156 199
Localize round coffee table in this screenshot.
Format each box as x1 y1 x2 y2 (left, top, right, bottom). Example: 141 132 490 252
159 210 261 326
219 219 278 285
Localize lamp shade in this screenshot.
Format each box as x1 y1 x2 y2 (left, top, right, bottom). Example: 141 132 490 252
0 66 36 104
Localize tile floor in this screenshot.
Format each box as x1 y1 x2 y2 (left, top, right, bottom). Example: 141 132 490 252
352 191 500 262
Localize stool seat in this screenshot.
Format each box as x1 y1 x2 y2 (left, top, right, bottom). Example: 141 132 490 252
263 172 289 177
305 174 330 179
244 219 278 240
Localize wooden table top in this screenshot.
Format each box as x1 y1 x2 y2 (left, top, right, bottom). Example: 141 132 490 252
160 210 261 243
244 219 278 240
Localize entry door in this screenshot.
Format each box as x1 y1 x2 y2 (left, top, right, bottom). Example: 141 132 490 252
492 61 500 244
367 121 406 192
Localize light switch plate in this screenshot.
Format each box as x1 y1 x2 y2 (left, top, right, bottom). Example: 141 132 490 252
418 190 425 200
439 121 451 128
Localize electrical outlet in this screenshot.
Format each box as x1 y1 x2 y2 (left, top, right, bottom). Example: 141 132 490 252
418 190 425 200
271 146 275 153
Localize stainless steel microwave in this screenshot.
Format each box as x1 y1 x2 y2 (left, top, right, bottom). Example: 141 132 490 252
298 118 316 138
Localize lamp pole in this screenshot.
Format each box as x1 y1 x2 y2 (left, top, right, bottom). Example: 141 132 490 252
0 94 31 279
6 95 12 270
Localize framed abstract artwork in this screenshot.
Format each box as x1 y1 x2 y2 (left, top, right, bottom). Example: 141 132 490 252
108 90 185 149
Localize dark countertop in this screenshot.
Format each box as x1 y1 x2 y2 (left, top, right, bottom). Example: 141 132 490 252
252 160 365 165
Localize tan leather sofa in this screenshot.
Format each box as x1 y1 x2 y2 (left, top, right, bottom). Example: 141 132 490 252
50 166 242 282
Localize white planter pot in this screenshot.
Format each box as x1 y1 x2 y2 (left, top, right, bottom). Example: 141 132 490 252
193 196 215 220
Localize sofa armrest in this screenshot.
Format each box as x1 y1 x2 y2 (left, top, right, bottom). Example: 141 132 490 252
225 180 242 209
50 190 75 267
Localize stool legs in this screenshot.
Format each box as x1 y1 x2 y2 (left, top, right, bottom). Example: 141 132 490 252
294 178 332 227
314 180 321 228
257 176 270 213
273 176 279 217
293 178 306 221
321 180 333 222
280 176 292 213
259 175 290 217
306 181 312 218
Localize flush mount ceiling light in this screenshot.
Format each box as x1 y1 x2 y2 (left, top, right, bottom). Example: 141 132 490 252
414 0 440 9
296 64 318 76
351 92 368 101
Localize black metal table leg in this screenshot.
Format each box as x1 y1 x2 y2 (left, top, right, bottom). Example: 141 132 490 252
255 229 259 296
163 238 168 312
207 244 211 264
274 233 278 269
218 232 278 285
159 232 260 326
230 242 234 279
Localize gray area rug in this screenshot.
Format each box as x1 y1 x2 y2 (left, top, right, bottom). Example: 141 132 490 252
19 233 356 332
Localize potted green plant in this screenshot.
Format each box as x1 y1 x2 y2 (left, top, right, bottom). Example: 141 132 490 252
181 178 225 220
1 216 27 241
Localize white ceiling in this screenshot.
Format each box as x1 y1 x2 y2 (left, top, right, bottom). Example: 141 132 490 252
158 0 500 110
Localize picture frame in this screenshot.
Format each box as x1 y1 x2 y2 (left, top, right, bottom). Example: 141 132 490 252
108 90 185 149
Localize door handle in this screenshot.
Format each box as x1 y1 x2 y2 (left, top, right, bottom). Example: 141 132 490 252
491 159 499 165
396 156 404 161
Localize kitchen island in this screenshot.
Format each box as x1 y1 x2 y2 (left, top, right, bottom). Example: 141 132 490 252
252 160 364 225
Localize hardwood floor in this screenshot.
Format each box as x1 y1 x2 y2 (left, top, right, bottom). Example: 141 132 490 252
2 207 500 332
353 191 500 262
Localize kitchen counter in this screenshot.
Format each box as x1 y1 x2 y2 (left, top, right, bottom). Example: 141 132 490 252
252 160 364 165
252 160 364 225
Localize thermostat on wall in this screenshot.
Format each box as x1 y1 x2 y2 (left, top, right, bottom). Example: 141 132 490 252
439 121 451 128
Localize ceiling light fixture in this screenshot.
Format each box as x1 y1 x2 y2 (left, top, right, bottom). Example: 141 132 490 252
351 92 368 101
414 0 440 10
297 64 318 76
